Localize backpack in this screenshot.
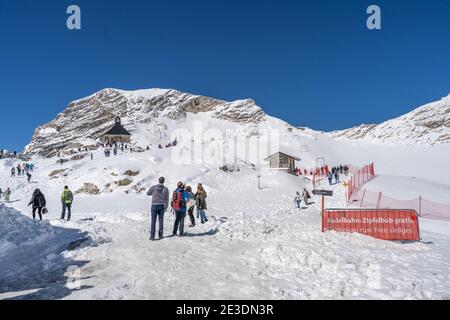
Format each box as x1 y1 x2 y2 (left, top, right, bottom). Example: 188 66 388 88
171 191 185 211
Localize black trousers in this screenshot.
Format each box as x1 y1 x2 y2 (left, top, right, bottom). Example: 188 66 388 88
32 207 43 221
187 207 195 226
173 211 186 235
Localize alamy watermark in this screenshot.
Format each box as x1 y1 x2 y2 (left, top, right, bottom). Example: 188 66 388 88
367 5 381 30
66 5 81 30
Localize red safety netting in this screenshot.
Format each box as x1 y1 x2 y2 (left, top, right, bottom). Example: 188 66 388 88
347 163 376 203
349 184 450 221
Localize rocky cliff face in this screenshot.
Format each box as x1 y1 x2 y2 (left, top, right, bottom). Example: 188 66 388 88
24 88 266 157
328 95 450 145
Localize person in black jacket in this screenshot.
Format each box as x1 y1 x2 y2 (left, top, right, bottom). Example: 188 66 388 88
28 189 46 221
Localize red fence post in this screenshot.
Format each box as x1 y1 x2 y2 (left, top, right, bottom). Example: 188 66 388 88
419 196 422 217
360 189 367 208
376 192 382 209
321 195 325 232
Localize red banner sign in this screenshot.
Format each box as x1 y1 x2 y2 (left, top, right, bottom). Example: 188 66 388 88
322 209 420 241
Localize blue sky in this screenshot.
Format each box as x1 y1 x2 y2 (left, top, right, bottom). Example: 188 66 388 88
0 0 449 151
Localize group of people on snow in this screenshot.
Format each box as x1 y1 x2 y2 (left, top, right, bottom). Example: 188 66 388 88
10 162 34 183
294 188 312 209
0 149 19 159
146 177 208 241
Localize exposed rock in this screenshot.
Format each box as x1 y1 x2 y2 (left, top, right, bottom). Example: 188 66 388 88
124 170 140 176
75 183 101 195
70 153 87 161
49 169 68 177
24 88 267 157
114 178 132 187
220 164 240 173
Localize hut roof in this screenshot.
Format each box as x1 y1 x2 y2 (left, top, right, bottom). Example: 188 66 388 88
264 152 301 161
103 117 131 136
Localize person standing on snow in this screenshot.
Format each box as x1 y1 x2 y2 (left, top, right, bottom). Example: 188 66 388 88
147 177 169 241
61 186 74 221
26 172 32 184
11 167 15 178
171 182 190 237
334 171 340 184
185 186 196 227
28 189 46 221
4 188 11 202
195 183 209 224
0 188 3 200
302 188 311 206
294 192 302 208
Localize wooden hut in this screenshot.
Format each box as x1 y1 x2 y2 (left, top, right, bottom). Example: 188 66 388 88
264 152 301 173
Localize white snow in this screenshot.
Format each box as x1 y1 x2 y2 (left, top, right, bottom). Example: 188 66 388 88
1 93 450 300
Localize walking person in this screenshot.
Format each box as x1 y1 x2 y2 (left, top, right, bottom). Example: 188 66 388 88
171 182 190 236
185 186 196 227
28 189 46 221
4 188 11 202
294 192 302 208
61 186 74 221
334 171 340 184
11 167 15 178
26 172 32 184
302 188 311 206
195 183 208 224
327 172 333 185
147 177 169 241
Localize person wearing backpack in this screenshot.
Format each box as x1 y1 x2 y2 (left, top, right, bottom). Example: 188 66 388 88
294 192 302 208
147 177 169 241
28 188 46 221
195 183 208 224
185 186 196 227
61 186 74 221
4 188 11 201
171 182 190 236
302 188 311 206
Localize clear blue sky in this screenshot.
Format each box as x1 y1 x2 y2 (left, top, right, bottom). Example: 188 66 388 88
0 0 449 151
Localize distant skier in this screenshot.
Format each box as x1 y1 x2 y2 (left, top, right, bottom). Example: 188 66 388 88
147 177 169 241
294 192 302 208
61 186 74 221
171 182 190 237
195 183 208 224
334 171 340 184
26 172 32 184
11 167 15 178
28 189 46 221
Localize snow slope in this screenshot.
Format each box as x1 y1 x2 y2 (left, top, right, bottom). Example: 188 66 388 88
1 88 450 300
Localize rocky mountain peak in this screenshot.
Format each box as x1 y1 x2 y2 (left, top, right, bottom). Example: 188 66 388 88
24 88 266 157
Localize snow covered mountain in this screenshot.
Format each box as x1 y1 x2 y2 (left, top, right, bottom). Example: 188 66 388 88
24 88 265 157
328 94 450 145
2 88 450 300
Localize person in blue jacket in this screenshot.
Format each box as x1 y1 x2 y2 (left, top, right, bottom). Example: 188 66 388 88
171 182 191 237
